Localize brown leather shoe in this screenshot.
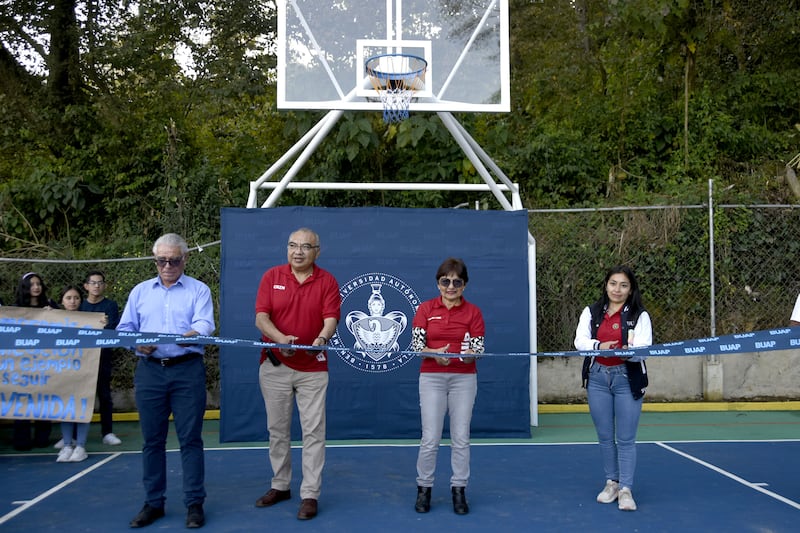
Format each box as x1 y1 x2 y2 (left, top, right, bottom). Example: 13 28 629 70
297 498 318 520
255 488 291 507
129 504 165 528
185 503 205 528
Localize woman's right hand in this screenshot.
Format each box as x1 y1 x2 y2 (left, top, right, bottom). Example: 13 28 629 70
423 344 451 365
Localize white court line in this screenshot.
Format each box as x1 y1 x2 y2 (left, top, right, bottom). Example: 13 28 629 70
0 452 123 526
201 438 800 451
656 441 800 510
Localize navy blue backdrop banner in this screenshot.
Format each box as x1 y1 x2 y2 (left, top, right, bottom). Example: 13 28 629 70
218 207 530 441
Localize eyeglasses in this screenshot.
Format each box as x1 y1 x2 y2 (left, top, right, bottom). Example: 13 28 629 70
439 278 464 288
287 242 319 252
86 280 105 286
154 256 185 267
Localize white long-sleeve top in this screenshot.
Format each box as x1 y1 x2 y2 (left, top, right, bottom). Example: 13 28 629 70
573 306 653 362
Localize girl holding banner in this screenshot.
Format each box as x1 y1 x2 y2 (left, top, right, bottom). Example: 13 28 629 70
55 285 90 462
11 272 57 451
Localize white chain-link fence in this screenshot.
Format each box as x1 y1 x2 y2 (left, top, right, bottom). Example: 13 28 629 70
3 204 799 407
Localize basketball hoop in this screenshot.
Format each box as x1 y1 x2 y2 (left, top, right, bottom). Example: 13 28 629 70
365 53 427 123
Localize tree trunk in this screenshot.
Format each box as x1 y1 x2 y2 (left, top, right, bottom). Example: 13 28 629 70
47 0 82 109
683 50 694 170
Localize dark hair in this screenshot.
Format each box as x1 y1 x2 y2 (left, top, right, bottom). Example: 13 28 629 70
84 270 106 283
435 257 469 284
596 265 645 315
14 272 51 308
60 285 84 304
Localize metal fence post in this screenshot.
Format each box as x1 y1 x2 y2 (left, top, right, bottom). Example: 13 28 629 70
709 179 717 339
704 179 724 399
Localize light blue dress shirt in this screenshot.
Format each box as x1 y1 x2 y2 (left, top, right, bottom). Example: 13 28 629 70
117 274 215 358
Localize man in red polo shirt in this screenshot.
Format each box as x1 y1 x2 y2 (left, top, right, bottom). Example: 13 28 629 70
253 227 341 521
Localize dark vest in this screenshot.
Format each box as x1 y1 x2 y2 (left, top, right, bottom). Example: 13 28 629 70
581 302 649 400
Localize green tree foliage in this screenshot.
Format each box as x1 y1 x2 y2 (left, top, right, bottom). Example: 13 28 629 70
0 0 277 253
0 1 799 256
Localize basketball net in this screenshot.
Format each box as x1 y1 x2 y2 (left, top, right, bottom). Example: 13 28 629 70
376 82 416 123
366 54 427 123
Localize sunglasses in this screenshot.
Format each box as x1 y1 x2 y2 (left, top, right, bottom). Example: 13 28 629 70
438 278 464 288
154 256 184 267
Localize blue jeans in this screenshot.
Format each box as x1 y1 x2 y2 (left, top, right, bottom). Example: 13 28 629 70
587 361 642 489
135 356 207 508
61 422 90 446
416 373 477 488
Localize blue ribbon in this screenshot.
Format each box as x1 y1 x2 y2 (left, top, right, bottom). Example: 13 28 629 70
2 321 800 358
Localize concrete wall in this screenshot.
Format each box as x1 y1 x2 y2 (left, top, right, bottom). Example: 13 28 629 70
537 350 800 403
109 351 800 413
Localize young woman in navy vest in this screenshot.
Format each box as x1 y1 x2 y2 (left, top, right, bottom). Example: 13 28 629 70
574 265 652 511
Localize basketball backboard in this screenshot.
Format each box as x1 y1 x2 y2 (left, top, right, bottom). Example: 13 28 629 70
277 0 510 113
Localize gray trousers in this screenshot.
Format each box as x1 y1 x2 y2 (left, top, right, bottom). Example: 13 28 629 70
416 372 477 488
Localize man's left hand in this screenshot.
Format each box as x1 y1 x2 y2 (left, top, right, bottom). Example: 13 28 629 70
178 330 199 348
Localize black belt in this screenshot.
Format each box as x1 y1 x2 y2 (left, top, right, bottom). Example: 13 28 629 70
265 349 281 367
145 353 201 367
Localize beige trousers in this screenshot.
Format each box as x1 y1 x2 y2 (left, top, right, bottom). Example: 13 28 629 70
258 361 329 499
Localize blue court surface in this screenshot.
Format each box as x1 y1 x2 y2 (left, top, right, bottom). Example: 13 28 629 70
1 438 798 532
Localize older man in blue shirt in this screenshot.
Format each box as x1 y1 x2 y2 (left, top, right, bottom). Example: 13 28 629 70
118 233 215 529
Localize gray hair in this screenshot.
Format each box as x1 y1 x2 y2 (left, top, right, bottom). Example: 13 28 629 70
152 233 189 255
291 227 320 245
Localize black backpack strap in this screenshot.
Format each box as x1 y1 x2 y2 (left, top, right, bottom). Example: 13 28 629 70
581 356 594 389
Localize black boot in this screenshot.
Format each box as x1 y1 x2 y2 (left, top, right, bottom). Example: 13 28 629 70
415 486 431 513
452 486 469 515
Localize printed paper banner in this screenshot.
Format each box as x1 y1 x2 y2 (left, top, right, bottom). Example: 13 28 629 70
0 307 105 422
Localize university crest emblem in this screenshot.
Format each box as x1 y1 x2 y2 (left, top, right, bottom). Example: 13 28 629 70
332 273 420 373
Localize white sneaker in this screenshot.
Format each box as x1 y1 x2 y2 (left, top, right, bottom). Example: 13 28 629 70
618 487 637 511
54 438 65 450
68 446 88 462
56 446 74 462
596 480 619 503
102 433 122 445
